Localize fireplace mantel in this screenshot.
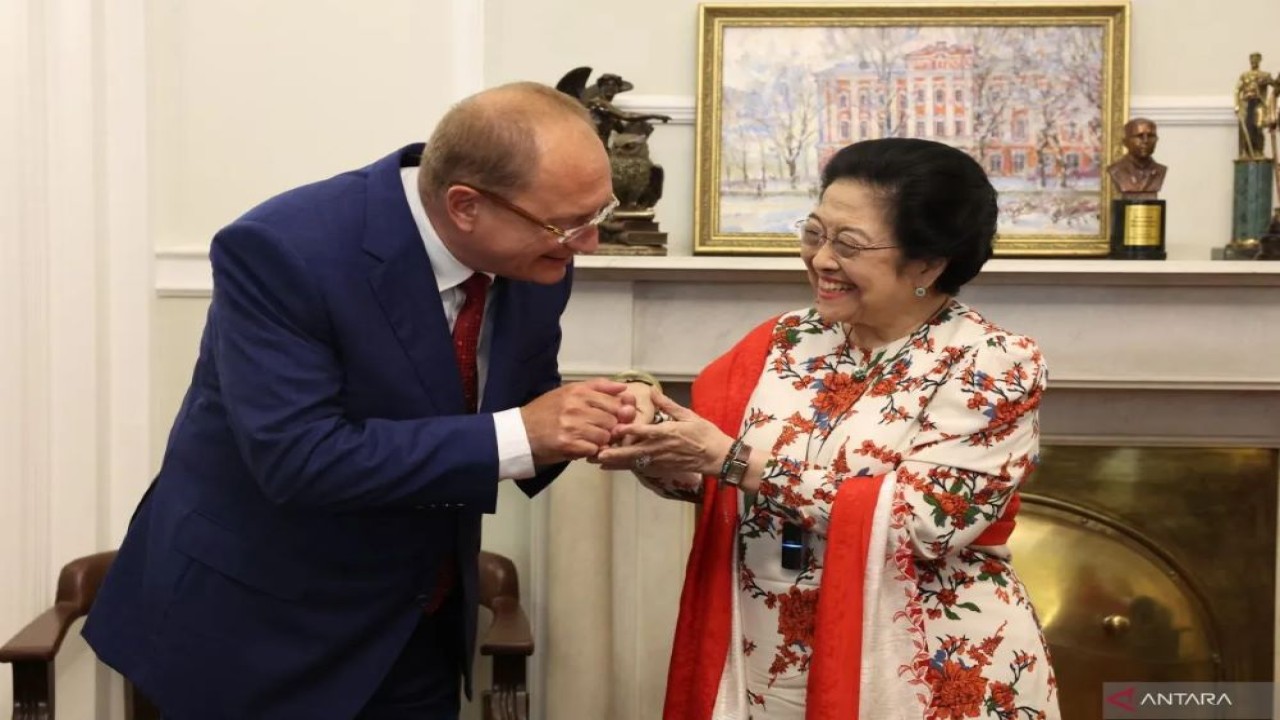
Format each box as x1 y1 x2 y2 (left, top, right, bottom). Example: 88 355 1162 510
154 247 1280 438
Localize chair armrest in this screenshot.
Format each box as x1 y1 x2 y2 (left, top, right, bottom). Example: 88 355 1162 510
0 550 115 664
480 595 533 656
0 604 85 663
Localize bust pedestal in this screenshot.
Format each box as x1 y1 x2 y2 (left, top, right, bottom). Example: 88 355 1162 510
1109 198 1166 260
596 209 668 256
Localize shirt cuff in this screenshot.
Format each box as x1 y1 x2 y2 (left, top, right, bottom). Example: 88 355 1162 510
494 408 536 481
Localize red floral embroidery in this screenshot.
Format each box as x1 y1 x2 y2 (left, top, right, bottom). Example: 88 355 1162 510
930 659 988 719
990 681 1016 711
776 586 819 648
811 371 865 418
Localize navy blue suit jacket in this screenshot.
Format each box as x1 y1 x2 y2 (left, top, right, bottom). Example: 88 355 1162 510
83 145 570 719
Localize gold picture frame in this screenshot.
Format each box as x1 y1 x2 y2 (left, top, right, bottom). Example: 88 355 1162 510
693 2 1130 256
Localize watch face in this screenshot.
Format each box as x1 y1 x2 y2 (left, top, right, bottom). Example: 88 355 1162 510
724 458 749 486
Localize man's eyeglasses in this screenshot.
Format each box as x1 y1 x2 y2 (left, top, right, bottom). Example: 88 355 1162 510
794 219 896 259
454 182 619 245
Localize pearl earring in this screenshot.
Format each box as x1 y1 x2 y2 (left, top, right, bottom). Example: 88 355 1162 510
914 286 927 298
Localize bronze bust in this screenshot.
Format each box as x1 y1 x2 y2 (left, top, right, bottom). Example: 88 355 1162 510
1107 118 1167 200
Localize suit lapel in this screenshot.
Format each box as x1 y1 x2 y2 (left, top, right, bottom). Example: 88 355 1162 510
363 145 465 415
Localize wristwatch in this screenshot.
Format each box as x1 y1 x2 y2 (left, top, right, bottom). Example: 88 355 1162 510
719 440 753 488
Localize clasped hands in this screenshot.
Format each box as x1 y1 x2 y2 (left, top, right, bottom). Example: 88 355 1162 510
593 387 733 480
520 380 731 475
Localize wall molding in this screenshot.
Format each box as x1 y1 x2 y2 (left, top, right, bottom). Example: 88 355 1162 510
614 94 698 125
156 246 1280 295
620 94 1237 127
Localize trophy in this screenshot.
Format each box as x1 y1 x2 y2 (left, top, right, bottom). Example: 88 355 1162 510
1222 52 1277 260
555 67 672 256
1107 118 1167 259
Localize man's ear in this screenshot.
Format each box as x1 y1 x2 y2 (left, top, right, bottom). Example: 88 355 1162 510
443 186 481 232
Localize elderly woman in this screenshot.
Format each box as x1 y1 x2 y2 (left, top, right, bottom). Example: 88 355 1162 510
597 138 1058 719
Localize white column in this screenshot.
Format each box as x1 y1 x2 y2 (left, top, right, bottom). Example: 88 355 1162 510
544 463 614 720
0 13 53 719
0 0 151 716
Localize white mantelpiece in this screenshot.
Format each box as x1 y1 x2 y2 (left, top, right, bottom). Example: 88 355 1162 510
555 256 1280 392
155 247 1280 434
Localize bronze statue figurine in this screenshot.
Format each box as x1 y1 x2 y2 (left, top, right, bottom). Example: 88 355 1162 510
1107 118 1167 200
1234 52 1274 161
556 67 670 255
1225 54 1280 259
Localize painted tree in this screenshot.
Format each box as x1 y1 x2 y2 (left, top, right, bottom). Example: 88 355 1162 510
962 26 1014 168
721 87 767 188
761 65 819 190
1010 29 1077 188
1059 26 1105 149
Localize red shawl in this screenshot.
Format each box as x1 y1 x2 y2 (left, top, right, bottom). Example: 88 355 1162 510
663 317 1019 719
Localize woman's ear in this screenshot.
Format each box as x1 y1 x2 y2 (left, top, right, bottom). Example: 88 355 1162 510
911 256 948 291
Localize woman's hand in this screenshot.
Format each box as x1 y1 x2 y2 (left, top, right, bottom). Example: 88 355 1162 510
594 391 734 477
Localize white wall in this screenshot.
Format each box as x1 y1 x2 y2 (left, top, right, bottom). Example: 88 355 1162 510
148 0 473 249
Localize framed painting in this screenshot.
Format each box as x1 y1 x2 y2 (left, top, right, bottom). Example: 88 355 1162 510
693 2 1130 256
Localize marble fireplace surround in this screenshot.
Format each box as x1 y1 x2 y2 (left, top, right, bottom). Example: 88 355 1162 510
535 256 1280 719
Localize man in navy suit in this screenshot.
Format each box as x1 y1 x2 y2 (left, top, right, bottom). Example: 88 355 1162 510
84 82 631 719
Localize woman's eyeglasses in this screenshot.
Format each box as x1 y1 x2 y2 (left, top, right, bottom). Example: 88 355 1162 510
794 219 896 259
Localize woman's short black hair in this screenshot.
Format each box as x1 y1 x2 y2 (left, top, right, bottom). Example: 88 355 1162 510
820 138 997 295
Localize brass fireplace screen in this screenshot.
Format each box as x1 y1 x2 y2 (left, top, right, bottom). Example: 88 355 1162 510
1011 445 1277 719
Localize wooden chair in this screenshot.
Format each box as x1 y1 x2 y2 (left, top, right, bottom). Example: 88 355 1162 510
1 550 532 720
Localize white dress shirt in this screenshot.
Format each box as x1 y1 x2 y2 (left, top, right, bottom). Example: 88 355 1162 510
401 168 536 481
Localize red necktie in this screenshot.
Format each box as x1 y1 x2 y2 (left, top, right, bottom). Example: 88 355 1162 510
452 272 489 414
423 272 489 615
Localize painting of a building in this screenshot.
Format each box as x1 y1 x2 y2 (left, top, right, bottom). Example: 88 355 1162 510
716 24 1109 238
817 41 1101 186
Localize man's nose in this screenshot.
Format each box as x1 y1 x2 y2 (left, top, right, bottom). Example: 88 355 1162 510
568 227 601 254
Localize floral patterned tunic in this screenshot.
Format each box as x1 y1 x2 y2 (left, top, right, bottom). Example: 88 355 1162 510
642 301 1059 720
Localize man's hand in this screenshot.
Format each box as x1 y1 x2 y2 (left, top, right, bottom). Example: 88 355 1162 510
521 378 636 465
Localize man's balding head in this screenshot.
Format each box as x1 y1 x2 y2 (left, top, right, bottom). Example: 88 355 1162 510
420 82 594 199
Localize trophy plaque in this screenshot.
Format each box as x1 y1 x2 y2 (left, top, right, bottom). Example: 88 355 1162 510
1109 199 1166 259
